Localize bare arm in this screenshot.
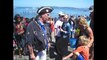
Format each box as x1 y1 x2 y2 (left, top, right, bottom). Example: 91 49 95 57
62 53 73 60
62 52 80 60
54 28 57 36
60 28 67 33
26 23 36 59
87 27 94 47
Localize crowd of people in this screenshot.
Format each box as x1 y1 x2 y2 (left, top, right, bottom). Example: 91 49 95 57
13 6 94 60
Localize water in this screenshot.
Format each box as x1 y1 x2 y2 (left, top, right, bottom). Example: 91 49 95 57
13 6 90 19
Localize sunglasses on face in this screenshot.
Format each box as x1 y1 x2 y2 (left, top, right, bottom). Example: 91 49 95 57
60 15 64 17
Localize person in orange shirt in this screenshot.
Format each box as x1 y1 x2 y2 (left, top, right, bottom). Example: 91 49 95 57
62 35 90 60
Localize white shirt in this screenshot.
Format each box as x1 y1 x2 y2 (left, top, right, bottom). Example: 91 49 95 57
54 20 63 37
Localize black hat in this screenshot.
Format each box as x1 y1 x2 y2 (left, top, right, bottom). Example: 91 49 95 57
37 6 53 15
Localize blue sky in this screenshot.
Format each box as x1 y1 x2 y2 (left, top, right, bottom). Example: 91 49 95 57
14 0 94 8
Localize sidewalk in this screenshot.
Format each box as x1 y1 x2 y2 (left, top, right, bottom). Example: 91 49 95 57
13 55 29 60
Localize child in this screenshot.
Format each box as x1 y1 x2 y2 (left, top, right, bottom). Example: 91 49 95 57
62 35 90 60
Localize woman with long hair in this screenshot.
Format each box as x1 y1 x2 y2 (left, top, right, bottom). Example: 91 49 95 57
78 17 94 60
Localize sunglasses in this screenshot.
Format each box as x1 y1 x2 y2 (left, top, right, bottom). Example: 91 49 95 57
60 15 64 17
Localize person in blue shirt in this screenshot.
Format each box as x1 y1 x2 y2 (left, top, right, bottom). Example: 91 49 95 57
56 14 71 60
25 6 53 60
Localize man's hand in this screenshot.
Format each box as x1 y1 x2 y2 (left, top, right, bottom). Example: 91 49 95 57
27 45 36 60
48 43 54 49
48 43 51 48
30 53 36 60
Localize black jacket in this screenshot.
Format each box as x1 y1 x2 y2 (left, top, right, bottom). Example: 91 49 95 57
26 20 46 52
